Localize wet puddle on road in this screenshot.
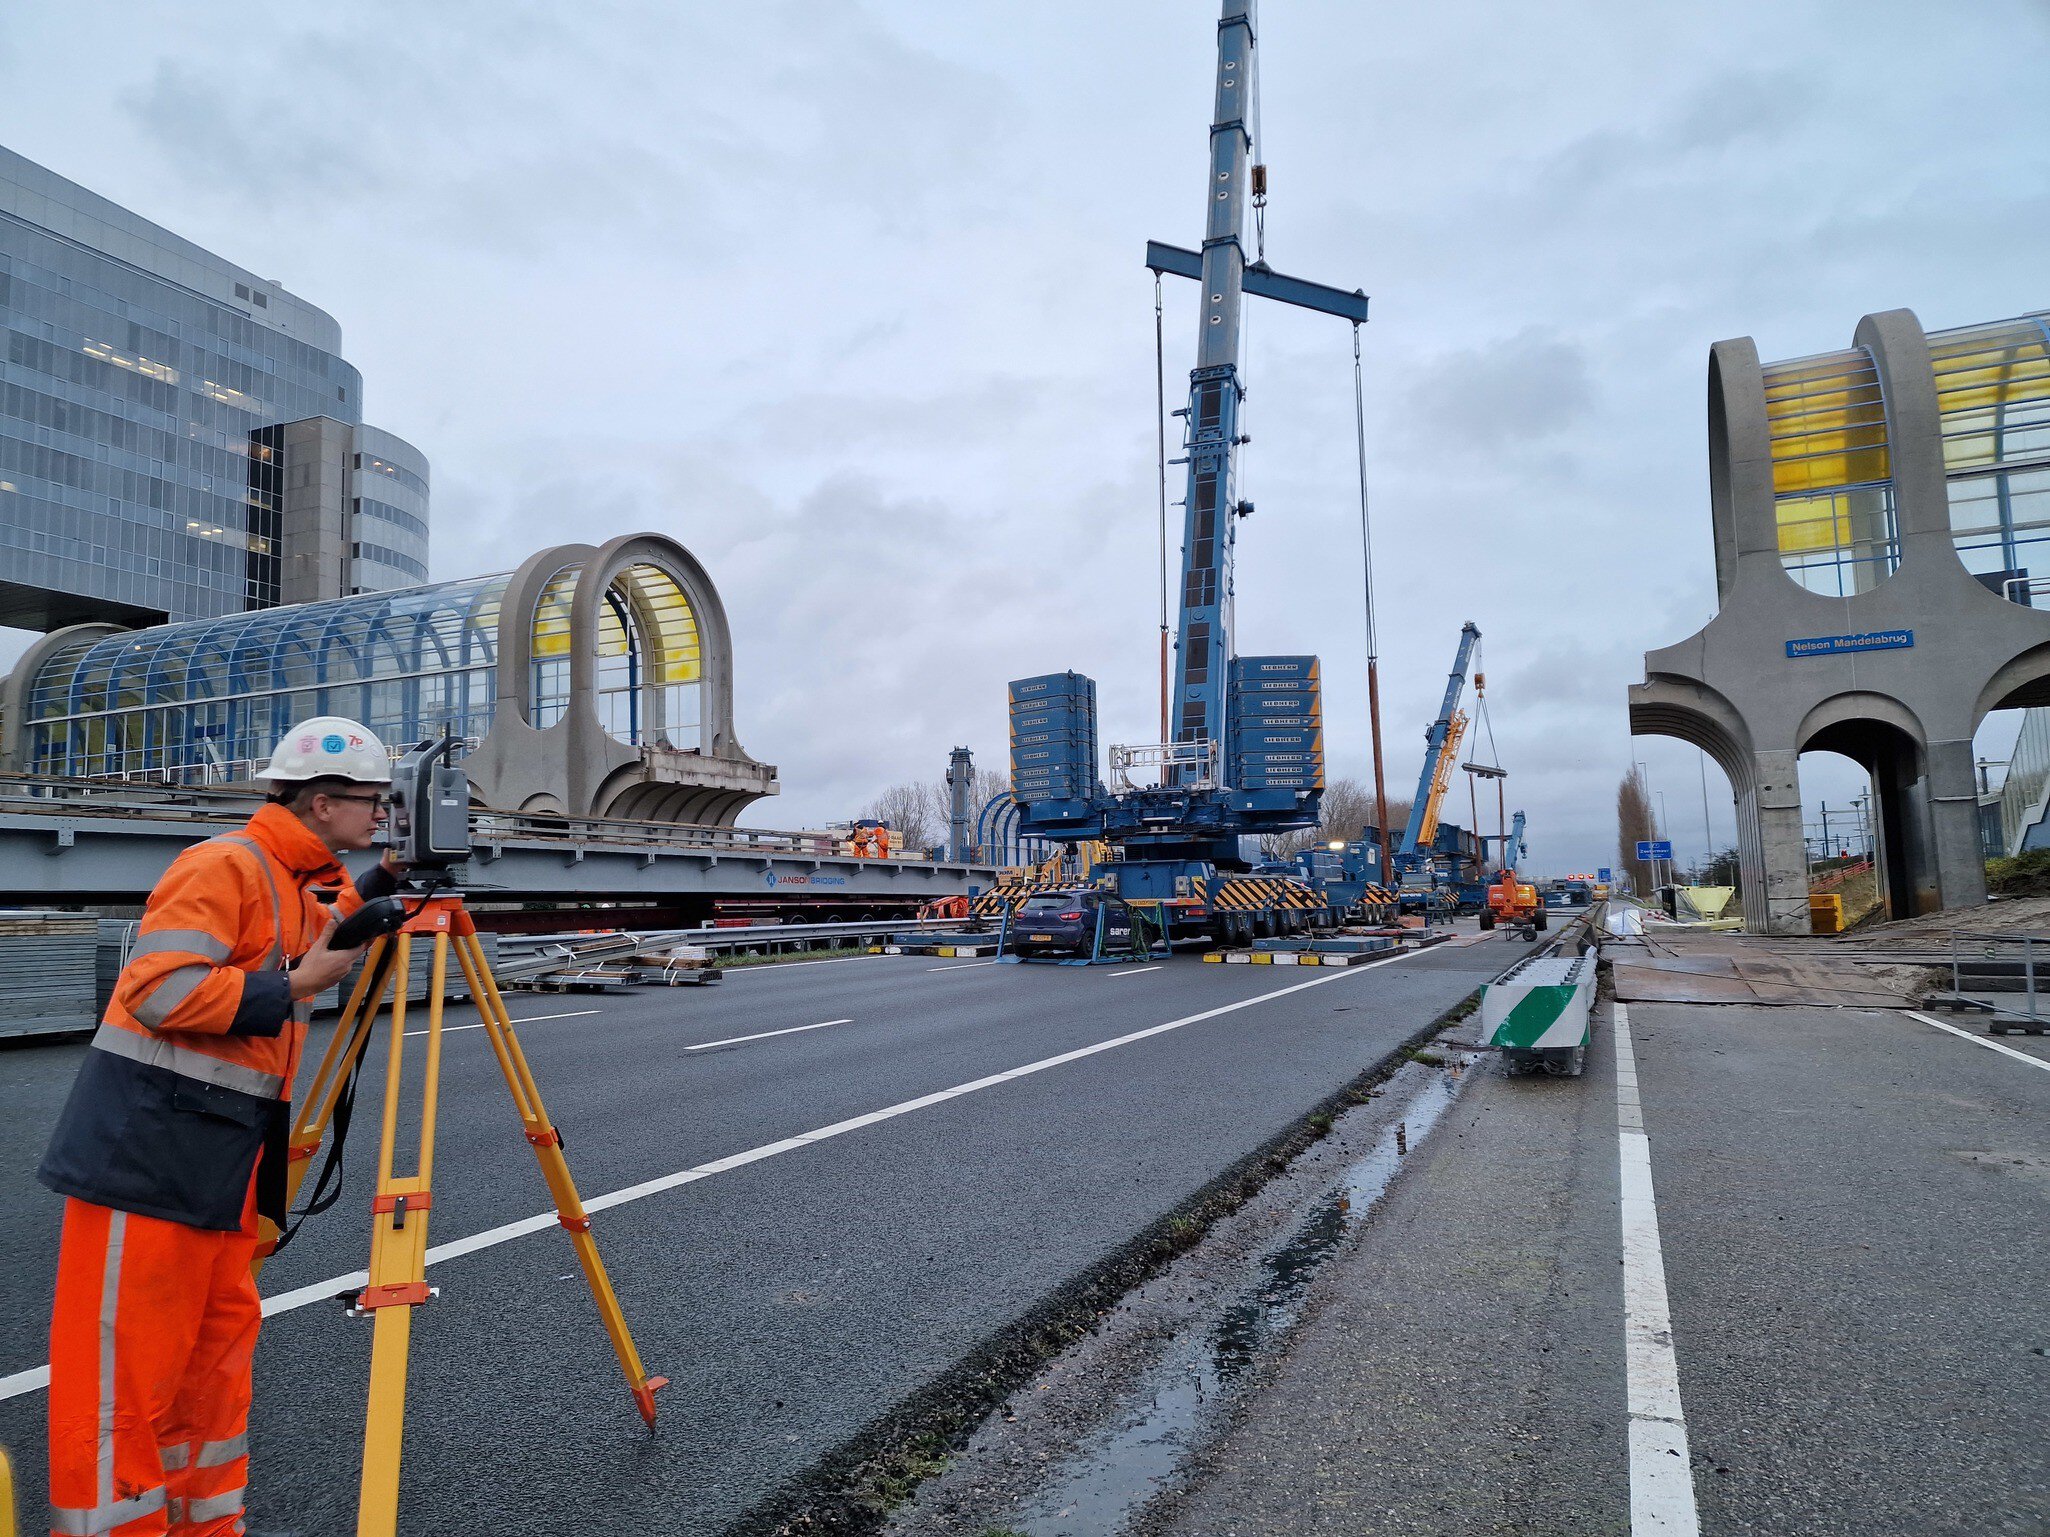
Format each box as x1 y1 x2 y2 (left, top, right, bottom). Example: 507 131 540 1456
1012 1062 1471 1536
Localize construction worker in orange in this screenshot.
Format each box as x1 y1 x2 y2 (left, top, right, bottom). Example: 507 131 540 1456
37 717 409 1537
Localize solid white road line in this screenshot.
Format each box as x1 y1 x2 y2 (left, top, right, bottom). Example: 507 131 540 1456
1613 1002 1701 1535
1106 966 1163 978
925 960 1000 972
0 950 1411 1403
403 1008 601 1039
1907 1010 2050 1072
685 1019 851 1051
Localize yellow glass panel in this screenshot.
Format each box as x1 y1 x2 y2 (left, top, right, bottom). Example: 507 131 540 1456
1762 350 1890 495
1929 319 2050 472
1775 494 1852 555
597 595 627 657
530 568 578 659
617 565 700 684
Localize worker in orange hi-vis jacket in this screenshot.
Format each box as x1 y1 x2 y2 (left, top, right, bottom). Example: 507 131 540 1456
38 717 410 1537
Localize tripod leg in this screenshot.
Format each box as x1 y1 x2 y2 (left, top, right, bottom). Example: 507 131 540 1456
355 930 448 1537
254 937 402 1269
451 929 667 1426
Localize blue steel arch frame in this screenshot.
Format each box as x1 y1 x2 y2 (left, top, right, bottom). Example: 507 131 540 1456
20 572 511 781
973 792 1055 869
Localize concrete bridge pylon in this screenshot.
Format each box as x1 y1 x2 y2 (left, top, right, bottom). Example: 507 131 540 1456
1632 308 2050 932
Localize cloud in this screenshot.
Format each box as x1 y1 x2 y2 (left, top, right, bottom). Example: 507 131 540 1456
3 0 2046 874
115 2 1018 261
1401 327 1595 448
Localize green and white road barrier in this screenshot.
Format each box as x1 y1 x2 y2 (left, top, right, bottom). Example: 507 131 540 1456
1480 952 1596 1076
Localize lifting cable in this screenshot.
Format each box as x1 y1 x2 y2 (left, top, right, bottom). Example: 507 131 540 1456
1353 320 1393 875
1469 641 1512 868
1351 325 1378 665
1155 271 1171 743
1248 0 1266 264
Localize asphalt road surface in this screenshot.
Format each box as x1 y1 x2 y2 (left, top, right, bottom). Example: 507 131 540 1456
0 934 1512 1534
1137 998 2049 1536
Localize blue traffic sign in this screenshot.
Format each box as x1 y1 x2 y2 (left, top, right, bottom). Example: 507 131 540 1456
1598 867 1612 883
1785 628 1913 659
1636 841 1673 860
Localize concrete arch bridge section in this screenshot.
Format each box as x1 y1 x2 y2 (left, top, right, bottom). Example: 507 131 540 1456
1632 308 2050 932
0 531 778 825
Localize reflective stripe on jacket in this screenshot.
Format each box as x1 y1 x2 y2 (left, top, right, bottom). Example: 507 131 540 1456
38 804 387 1231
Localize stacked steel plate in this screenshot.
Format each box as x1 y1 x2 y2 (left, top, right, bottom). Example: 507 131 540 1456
0 912 100 1038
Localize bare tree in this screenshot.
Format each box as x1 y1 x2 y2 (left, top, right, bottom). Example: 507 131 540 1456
1259 778 1411 861
865 781 938 852
864 756 1021 858
918 761 1013 856
1617 767 1657 895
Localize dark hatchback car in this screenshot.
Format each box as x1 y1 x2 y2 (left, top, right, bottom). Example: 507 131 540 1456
1010 889 1135 955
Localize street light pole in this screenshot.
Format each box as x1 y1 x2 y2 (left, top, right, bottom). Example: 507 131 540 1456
1635 759 1655 896
1697 747 1714 877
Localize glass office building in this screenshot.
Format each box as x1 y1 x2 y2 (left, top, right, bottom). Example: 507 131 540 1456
0 145 426 630
351 425 431 593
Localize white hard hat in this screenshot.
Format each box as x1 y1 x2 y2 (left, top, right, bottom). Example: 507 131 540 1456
254 717 393 785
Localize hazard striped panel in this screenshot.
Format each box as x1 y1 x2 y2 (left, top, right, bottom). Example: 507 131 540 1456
1212 877 1328 912
970 878 1079 916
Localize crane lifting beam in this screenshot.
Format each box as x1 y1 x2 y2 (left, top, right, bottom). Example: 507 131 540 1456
1145 241 1370 325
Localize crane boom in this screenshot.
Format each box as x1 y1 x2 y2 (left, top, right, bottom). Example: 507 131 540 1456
1502 808 1527 872
1164 5 1255 772
1415 710 1467 849
1399 621 1481 860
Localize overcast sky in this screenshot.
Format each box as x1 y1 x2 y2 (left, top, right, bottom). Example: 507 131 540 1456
3 1 2046 875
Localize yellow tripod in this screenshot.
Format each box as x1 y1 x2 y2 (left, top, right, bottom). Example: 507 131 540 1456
256 894 664 1536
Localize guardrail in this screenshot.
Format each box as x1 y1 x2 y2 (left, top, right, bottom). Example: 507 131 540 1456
1945 931 2050 1031
1809 859 1873 893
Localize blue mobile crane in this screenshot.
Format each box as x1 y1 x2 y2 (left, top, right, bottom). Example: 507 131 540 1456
1499 808 1527 871
1000 2 1379 947
1391 622 1482 914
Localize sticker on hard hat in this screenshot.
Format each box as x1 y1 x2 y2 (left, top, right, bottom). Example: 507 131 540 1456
323 734 347 753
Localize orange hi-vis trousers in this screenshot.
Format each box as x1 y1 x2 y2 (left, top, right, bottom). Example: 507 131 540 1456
47 1189 262 1536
